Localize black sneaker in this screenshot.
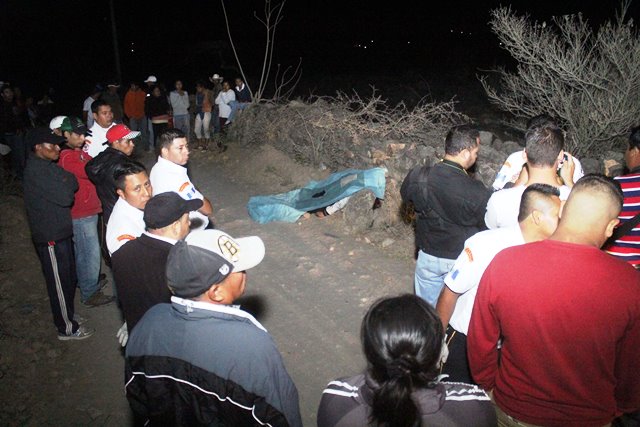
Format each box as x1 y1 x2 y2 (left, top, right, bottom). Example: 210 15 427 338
58 326 95 341
83 290 115 307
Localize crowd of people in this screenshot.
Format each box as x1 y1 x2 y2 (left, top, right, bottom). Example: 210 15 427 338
2 76 639 427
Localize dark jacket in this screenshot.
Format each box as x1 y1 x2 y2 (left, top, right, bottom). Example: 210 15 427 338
317 373 497 427
144 94 170 119
23 155 78 244
126 299 303 427
111 233 173 332
401 160 490 259
235 84 252 103
85 147 130 223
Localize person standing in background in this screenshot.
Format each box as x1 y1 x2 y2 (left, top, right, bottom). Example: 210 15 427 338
83 84 103 128
102 82 124 123
123 82 147 149
169 80 190 138
192 80 213 150
145 86 170 151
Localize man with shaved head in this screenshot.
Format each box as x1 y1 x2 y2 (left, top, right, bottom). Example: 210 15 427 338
468 174 640 426
436 183 561 384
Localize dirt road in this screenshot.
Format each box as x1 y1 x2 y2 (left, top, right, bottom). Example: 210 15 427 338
0 141 415 426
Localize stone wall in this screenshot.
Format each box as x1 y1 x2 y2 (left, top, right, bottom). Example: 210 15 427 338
228 101 620 232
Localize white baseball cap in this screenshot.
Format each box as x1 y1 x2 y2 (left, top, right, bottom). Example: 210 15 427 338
49 115 67 131
185 229 265 273
144 75 157 83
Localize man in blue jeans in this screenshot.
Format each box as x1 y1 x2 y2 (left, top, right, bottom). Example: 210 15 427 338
400 125 490 306
59 117 114 307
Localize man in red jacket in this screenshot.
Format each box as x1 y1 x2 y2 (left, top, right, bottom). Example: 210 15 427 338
468 174 640 427
59 117 115 307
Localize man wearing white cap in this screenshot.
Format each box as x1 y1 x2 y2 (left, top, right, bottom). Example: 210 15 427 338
143 76 158 147
125 229 303 427
49 115 67 136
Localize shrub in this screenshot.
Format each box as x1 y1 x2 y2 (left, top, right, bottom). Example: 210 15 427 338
479 2 640 157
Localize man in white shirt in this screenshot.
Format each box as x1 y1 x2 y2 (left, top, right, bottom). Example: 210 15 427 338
485 124 575 229
106 161 153 255
149 128 213 230
83 99 116 158
437 183 562 383
82 84 103 128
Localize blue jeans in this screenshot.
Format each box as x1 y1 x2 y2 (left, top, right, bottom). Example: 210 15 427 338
415 250 455 307
172 114 190 138
228 101 249 123
72 215 101 302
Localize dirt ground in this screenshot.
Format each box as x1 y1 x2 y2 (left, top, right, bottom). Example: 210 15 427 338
0 139 416 426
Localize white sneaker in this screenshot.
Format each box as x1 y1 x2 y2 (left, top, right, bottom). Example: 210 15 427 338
58 326 95 341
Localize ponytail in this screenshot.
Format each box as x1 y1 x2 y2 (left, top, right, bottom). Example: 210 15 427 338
362 294 444 427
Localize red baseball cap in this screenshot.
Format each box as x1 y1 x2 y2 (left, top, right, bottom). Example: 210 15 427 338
106 124 141 143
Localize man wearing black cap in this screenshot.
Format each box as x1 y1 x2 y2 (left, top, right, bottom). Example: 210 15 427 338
59 117 114 308
111 191 201 337
125 229 303 427
23 127 94 340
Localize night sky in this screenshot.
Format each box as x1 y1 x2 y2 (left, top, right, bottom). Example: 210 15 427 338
1 0 638 113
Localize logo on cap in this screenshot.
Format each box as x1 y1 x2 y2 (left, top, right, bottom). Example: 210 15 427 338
218 235 240 263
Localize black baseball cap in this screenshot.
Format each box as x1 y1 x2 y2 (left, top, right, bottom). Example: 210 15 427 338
27 127 66 150
143 191 203 229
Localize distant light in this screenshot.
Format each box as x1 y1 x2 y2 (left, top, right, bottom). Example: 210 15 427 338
370 40 373 43
450 29 453 33
364 46 367 49
407 41 411 44
131 49 135 52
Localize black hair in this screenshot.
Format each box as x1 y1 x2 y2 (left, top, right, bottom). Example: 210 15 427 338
114 160 147 192
91 99 110 114
524 125 564 167
444 124 480 156
571 173 623 211
517 183 561 222
362 294 444 427
526 113 558 130
157 128 186 152
629 126 640 150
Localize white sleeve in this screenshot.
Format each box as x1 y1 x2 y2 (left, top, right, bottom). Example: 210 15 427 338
444 240 482 295
484 193 499 229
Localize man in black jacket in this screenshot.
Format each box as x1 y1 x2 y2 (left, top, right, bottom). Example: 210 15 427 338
111 191 200 339
23 127 94 340
85 123 139 223
401 124 490 307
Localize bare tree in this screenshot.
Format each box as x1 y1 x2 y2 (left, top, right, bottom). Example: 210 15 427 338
220 0 302 102
479 1 640 157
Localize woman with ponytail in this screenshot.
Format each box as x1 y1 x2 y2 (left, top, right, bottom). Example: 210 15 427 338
317 294 496 427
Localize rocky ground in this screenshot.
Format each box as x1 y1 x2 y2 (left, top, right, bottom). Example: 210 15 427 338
0 139 418 426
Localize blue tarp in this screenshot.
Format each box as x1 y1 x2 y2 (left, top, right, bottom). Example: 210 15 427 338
247 167 387 224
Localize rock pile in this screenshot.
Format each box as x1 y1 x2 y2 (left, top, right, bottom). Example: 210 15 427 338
228 100 618 231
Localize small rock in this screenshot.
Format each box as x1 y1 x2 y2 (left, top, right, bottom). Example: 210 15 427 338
381 238 395 248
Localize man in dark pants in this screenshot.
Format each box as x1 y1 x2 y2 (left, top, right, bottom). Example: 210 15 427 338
23 127 94 340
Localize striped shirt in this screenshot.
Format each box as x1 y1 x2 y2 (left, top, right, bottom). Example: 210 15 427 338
607 171 640 267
